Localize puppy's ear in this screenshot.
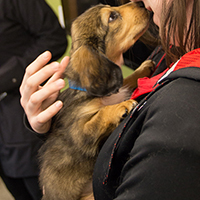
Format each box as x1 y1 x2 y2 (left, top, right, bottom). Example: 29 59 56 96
66 45 123 97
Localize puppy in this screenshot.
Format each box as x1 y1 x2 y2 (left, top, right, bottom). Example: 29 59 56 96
39 2 154 200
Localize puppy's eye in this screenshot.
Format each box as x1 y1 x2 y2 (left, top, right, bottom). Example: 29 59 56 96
108 12 118 23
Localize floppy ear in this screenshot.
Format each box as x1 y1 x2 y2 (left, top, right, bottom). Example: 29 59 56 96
66 45 123 97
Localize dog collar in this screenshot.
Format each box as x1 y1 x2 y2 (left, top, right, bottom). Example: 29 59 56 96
68 80 87 92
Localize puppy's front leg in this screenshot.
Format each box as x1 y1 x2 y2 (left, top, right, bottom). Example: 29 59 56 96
123 60 155 90
80 181 94 200
83 99 137 139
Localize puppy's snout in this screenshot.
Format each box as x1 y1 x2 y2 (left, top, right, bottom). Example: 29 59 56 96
136 1 145 8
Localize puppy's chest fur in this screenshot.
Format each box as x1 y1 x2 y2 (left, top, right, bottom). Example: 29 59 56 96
46 87 129 156
52 87 130 138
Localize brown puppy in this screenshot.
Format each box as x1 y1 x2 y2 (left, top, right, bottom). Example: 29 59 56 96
39 2 154 200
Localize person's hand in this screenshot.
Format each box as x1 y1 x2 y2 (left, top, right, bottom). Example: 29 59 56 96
20 51 69 134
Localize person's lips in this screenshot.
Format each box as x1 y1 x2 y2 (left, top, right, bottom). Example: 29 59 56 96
130 1 153 12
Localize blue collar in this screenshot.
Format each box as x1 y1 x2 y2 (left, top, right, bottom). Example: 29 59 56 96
68 80 87 92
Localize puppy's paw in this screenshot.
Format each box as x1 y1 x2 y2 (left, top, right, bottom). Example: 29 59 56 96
118 99 137 120
103 100 137 126
135 59 155 78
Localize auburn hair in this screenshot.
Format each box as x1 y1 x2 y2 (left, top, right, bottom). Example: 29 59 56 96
160 0 200 65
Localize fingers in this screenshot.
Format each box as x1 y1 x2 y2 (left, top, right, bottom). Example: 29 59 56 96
45 56 69 86
24 62 61 104
60 55 70 69
20 51 53 109
20 53 69 110
19 51 70 134
30 100 63 134
37 100 63 124
20 51 52 94
28 78 65 112
26 56 70 111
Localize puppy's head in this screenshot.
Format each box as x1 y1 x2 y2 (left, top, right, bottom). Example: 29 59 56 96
66 2 150 97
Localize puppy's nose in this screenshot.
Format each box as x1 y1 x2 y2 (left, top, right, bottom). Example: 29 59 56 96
136 1 145 8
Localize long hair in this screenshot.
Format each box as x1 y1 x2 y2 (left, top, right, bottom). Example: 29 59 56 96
160 0 200 65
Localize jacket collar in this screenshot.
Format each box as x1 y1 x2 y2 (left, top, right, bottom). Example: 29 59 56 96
160 48 200 83
131 48 200 100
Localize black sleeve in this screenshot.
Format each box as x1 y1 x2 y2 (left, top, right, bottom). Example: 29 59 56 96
114 78 200 200
8 0 68 61
0 0 68 93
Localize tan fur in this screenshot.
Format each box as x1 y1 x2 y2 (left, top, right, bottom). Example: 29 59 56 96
39 2 154 200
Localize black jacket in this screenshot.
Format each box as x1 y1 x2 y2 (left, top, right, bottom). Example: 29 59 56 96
93 48 200 199
0 0 68 93
0 0 67 178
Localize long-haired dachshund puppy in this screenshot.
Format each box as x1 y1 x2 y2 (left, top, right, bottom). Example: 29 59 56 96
39 2 154 200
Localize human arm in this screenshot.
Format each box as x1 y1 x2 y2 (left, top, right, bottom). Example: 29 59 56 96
20 51 69 134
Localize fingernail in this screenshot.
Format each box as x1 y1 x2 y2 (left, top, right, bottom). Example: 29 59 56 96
51 62 60 71
43 51 50 60
55 101 63 108
56 79 65 87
